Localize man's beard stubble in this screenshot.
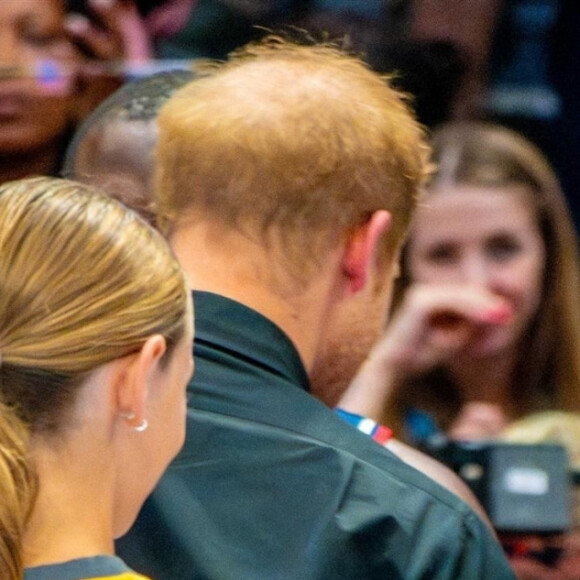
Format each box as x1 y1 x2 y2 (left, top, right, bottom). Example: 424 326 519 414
308 307 387 409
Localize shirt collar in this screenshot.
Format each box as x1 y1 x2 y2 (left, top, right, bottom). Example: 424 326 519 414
192 291 310 393
24 555 131 580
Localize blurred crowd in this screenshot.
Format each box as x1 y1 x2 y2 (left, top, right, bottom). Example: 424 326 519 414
2 0 579 220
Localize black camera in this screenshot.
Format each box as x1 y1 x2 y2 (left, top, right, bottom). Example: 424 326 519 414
421 436 574 533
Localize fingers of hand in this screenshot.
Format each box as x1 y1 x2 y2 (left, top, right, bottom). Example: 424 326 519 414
409 283 511 336
65 0 144 61
381 284 512 371
65 17 122 60
87 0 151 60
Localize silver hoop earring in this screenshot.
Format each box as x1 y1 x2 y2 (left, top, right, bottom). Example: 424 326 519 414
134 419 148 432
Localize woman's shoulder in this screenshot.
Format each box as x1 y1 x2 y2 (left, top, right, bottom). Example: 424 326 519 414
24 555 150 580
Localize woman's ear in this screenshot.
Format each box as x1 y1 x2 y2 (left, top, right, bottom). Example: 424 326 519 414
116 335 167 429
341 210 392 295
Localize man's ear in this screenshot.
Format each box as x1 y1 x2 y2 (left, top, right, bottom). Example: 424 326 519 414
341 210 391 295
116 335 167 428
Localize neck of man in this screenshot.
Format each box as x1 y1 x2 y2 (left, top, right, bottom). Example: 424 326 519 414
170 220 344 373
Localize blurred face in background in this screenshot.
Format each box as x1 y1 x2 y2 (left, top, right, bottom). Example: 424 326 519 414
407 184 546 359
0 0 79 155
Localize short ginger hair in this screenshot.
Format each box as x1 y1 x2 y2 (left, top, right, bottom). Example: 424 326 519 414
156 38 431 273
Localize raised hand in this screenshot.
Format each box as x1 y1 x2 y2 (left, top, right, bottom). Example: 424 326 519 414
339 283 512 421
65 0 152 63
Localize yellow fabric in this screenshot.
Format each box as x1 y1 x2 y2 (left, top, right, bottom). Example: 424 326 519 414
502 411 580 468
85 574 149 580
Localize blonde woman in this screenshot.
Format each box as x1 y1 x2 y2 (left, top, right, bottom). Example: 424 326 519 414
0 176 193 580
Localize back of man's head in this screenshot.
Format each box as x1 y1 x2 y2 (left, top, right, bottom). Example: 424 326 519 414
63 69 196 223
156 38 431 278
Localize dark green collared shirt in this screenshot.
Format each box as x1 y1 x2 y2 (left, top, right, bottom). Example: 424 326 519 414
117 292 515 580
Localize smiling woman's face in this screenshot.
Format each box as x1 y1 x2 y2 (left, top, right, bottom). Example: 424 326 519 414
407 184 546 359
0 0 79 156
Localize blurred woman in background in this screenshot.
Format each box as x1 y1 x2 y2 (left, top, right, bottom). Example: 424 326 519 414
342 121 580 443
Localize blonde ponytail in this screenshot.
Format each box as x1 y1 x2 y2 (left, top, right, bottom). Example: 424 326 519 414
0 402 37 580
